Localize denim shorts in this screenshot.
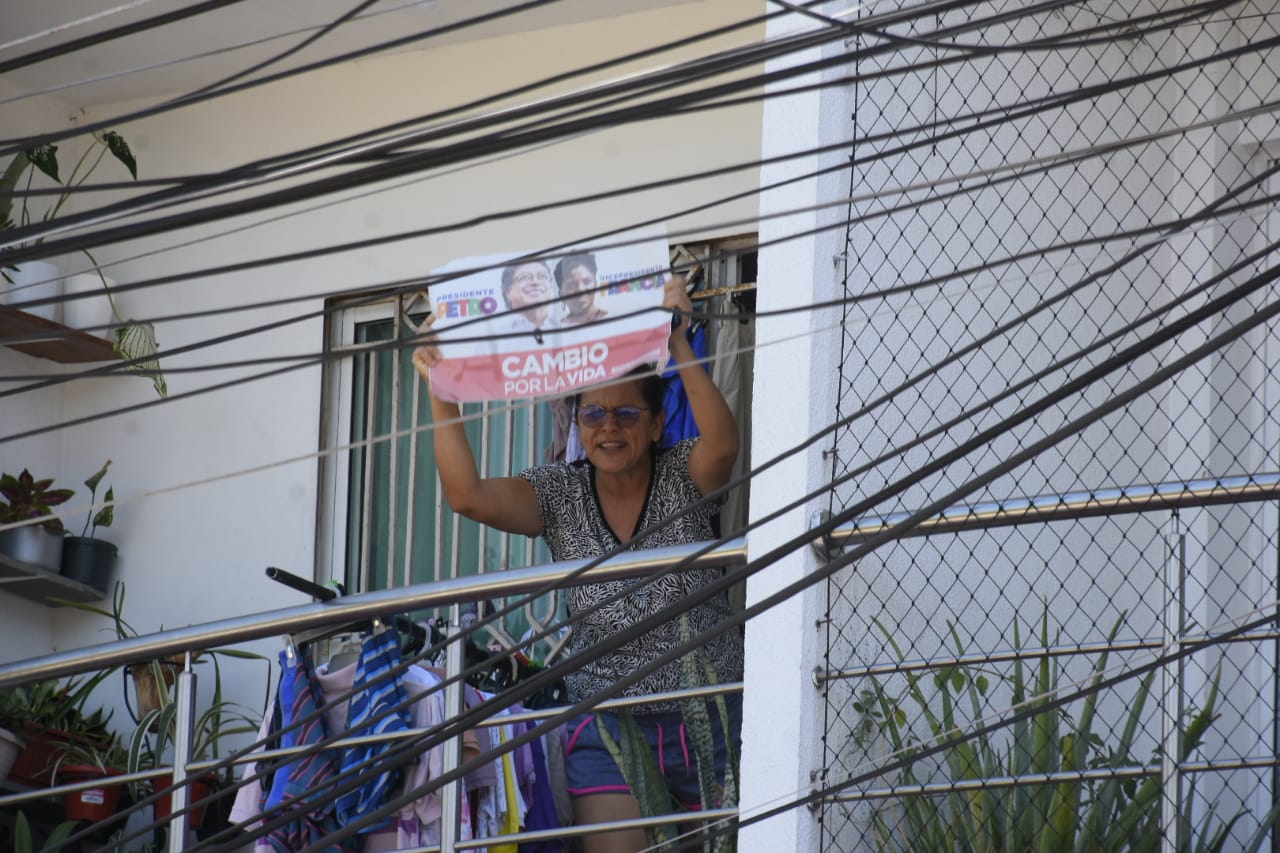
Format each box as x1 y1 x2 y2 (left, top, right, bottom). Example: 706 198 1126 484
562 694 742 807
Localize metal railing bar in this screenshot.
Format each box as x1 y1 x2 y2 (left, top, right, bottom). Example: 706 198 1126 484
451 807 740 850
827 471 1280 546
165 682 747 776
826 765 1158 802
0 765 175 807
825 756 1280 804
0 536 745 687
816 630 1280 683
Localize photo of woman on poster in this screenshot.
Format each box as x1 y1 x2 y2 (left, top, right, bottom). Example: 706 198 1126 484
555 251 609 327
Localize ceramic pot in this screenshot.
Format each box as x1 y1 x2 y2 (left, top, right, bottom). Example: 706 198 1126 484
0 728 23 780
60 536 118 592
2 259 63 322
61 271 118 336
129 658 182 719
0 524 65 573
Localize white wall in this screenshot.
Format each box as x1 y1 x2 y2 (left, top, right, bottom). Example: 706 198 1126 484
2 0 764 752
738 7 848 849
0 76 90 661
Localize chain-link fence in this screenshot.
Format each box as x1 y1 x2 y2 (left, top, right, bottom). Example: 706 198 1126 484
821 1 1280 850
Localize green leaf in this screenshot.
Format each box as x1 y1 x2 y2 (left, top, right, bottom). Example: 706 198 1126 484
975 674 989 695
100 131 138 179
84 459 112 494
92 485 115 530
114 319 168 398
25 143 60 183
0 153 32 227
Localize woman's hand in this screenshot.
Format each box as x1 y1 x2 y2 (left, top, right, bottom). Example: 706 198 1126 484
664 274 693 354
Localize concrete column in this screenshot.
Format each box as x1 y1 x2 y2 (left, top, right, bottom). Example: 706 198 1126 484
738 6 847 850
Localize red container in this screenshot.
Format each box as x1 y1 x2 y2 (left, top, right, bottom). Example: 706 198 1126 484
154 771 217 831
9 727 111 787
59 764 125 824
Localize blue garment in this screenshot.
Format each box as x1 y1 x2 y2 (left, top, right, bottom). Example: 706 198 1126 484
267 647 343 853
661 325 709 447
517 723 563 853
262 649 299 813
335 626 413 833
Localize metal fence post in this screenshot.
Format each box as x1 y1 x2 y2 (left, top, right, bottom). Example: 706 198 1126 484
168 652 196 853
438 606 469 853
1160 512 1186 853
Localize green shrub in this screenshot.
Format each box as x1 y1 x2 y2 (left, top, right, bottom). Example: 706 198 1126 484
857 612 1279 853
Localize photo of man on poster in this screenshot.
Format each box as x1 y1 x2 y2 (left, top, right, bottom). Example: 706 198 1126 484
500 259 560 335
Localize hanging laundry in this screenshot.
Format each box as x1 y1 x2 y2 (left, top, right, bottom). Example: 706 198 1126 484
335 624 414 834
266 646 344 853
661 323 709 447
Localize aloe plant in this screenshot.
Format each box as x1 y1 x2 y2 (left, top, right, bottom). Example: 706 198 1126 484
858 612 1280 853
596 614 739 852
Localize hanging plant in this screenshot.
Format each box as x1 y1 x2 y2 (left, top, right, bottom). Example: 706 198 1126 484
1 131 167 398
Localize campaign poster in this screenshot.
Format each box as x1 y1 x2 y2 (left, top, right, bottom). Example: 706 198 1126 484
426 232 670 402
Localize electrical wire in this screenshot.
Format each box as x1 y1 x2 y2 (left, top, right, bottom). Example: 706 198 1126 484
57 212 1280 845
10 4 1280 845
0 0 572 151
0 0 163 54
3 0 1269 295
0 0 251 76
4 110 1276 427
0 0 1098 256
180 247 1280 853
149 184 1280 845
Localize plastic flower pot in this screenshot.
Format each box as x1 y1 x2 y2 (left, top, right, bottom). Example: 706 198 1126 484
154 771 218 831
58 764 124 824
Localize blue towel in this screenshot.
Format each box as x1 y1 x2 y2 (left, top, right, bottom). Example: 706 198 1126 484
335 626 413 833
267 647 343 853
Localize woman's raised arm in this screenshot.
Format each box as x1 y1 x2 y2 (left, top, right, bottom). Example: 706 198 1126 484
664 277 740 495
412 335 544 537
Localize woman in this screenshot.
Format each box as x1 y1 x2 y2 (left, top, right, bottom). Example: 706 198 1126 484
413 276 743 853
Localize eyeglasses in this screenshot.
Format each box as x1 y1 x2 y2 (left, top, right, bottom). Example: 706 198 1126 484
512 269 551 287
577 404 649 428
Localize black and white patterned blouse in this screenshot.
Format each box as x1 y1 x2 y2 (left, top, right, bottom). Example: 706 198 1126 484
520 437 744 713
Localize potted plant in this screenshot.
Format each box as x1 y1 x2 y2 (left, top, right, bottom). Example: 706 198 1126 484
60 459 118 593
0 675 116 788
0 468 75 572
58 581 266 721
127 664 260 832
1 131 167 398
54 581 185 719
50 732 130 824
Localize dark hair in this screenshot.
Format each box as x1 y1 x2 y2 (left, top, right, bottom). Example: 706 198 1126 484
574 364 664 414
499 260 554 309
553 252 597 287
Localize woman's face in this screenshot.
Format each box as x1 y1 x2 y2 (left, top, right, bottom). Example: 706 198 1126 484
577 380 662 476
505 263 554 311
560 263 597 317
